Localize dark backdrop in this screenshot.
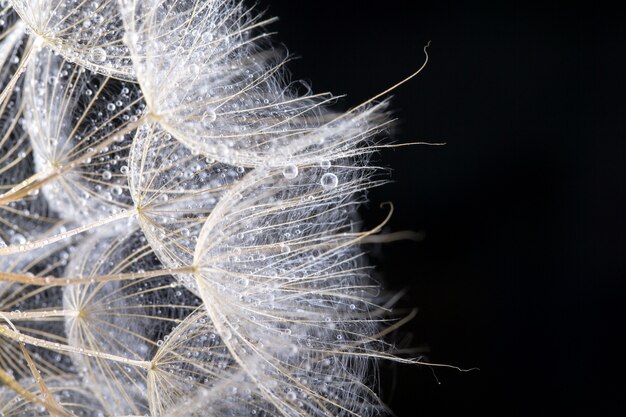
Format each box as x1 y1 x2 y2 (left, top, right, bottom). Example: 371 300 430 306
264 1 626 415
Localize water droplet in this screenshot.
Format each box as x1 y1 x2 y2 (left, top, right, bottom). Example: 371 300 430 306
320 173 338 190
90 48 107 64
202 109 217 126
111 186 123 196
282 164 298 179
320 160 331 170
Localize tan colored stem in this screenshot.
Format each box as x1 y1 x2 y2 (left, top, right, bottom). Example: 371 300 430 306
0 324 151 369
0 266 194 286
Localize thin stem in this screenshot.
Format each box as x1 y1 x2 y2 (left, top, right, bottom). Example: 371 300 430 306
1 310 77 320
0 367 73 417
0 324 152 369
0 266 195 286
0 208 137 256
0 34 39 106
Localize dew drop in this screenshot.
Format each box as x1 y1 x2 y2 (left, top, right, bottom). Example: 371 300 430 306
282 164 298 179
320 173 338 190
90 48 107 64
202 109 217 125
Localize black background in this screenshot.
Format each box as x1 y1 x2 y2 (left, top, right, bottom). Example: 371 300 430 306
265 1 625 415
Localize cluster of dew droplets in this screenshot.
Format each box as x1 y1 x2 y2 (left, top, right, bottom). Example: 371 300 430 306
10 0 135 79
0 1 405 416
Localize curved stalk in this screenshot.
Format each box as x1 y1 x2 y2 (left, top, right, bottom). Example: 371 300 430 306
0 208 137 256
0 265 195 285
0 324 152 369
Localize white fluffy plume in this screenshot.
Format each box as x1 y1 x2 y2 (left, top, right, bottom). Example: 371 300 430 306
0 1 424 416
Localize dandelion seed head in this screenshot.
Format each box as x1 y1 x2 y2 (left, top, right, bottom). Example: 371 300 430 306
0 1 417 415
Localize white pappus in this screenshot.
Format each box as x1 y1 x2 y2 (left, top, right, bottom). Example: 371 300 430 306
0 1 431 416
